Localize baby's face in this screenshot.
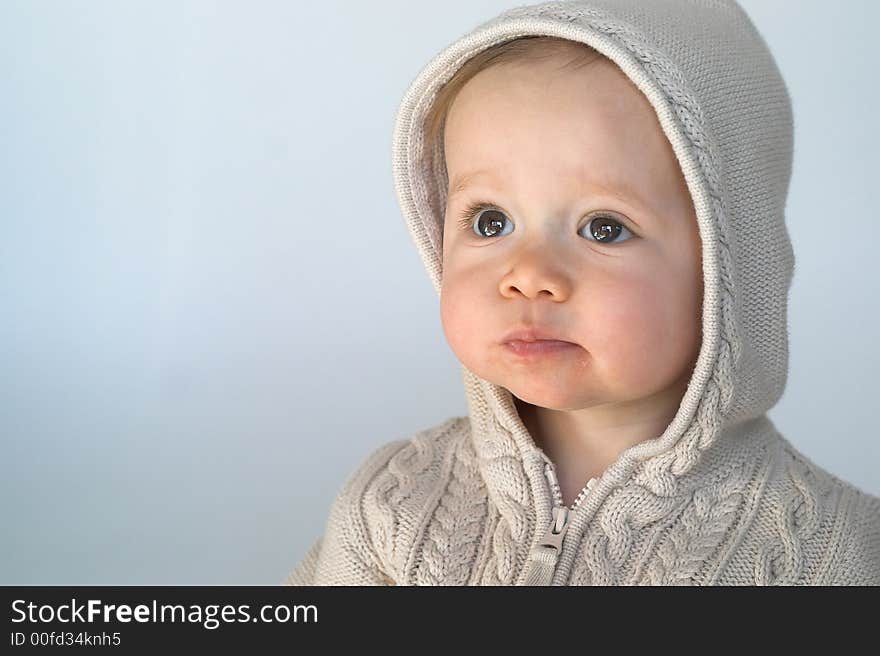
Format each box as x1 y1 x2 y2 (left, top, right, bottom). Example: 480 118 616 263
440 54 703 412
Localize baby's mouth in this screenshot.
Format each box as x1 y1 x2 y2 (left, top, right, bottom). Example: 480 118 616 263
503 339 581 358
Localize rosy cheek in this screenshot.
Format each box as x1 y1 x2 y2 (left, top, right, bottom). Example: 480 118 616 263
585 273 677 385
594 284 657 349
440 277 473 351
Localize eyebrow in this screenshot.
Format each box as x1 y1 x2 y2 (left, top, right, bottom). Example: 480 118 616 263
449 168 657 216
449 170 500 198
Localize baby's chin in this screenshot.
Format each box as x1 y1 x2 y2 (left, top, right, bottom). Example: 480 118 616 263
498 374 604 412
456 355 591 407
508 389 598 412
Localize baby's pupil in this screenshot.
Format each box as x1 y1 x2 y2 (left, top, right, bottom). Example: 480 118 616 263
591 218 621 242
477 210 506 237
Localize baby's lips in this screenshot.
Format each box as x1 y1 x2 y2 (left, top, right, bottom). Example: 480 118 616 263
501 325 574 344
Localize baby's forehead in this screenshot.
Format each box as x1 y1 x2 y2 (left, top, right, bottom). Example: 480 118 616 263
449 57 661 141
439 42 688 218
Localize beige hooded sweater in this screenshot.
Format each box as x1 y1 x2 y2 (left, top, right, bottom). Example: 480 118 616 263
285 0 880 585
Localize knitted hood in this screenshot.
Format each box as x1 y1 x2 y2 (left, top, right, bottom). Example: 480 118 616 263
390 0 795 579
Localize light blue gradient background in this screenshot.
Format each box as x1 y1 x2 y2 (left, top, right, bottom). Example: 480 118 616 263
2 1 877 584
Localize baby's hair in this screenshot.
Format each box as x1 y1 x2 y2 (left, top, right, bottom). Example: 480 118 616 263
425 35 606 147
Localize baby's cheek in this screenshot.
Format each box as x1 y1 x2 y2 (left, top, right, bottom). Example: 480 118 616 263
440 275 480 356
589 278 682 391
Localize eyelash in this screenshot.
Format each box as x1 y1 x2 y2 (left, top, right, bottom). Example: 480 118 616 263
456 200 498 232
456 200 634 242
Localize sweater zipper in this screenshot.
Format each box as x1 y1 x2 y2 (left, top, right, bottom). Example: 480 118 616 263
521 457 597 586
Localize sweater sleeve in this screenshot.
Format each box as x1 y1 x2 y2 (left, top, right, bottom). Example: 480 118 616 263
282 439 409 586
827 489 880 586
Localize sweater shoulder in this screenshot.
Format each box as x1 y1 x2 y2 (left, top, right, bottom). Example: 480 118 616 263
824 482 880 585
345 416 475 579
289 418 469 586
760 433 880 584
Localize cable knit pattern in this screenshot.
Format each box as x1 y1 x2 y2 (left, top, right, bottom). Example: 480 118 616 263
284 0 880 586
368 419 457 580
754 444 836 585
571 488 687 586
639 459 751 585
411 429 488 585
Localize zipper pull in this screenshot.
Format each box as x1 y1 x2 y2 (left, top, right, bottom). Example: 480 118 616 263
521 506 571 586
539 506 570 550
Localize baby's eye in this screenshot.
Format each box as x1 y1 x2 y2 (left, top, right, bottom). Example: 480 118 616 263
579 214 634 244
458 204 514 238
456 203 635 245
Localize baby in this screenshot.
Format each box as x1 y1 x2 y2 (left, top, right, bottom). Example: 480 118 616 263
286 0 880 585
